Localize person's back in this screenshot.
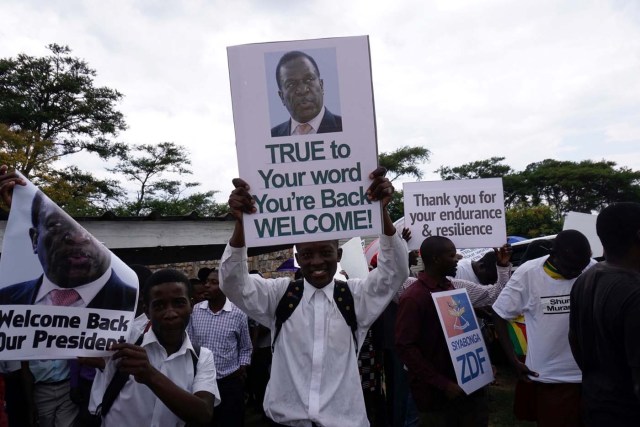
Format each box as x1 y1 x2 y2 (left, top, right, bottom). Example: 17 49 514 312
569 202 640 425
571 263 640 422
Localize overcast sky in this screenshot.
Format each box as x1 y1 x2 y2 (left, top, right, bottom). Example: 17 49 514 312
2 0 639 203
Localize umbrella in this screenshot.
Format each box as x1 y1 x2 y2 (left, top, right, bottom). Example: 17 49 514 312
276 258 299 272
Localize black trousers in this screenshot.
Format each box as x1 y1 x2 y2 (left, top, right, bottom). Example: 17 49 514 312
213 373 245 427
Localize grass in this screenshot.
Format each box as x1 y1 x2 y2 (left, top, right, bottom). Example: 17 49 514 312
487 366 536 427
244 364 534 426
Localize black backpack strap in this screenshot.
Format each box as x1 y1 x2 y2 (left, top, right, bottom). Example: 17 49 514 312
333 280 358 352
272 279 304 352
96 333 145 418
190 345 200 375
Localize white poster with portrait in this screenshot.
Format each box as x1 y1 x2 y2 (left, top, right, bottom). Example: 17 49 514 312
0 174 139 360
228 36 380 247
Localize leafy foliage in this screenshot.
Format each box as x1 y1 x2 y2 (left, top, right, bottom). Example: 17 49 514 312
110 142 224 216
515 159 640 219
506 204 562 238
379 146 430 182
0 44 127 178
437 156 513 180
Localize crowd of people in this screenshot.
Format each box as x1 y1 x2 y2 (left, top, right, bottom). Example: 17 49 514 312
0 161 639 427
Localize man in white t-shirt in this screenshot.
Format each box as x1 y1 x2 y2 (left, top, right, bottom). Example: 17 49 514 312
492 230 594 426
455 250 500 285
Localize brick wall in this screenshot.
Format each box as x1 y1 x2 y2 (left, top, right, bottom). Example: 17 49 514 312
148 248 296 280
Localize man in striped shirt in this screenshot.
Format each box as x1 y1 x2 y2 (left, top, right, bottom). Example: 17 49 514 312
188 267 252 427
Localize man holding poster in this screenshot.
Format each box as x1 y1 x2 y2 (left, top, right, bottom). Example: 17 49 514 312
395 236 510 426
271 50 343 137
220 167 408 427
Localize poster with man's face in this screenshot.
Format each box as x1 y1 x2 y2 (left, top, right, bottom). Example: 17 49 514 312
0 176 139 360
228 36 381 247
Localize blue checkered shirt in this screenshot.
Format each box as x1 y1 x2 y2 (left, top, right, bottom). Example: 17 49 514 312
188 299 252 378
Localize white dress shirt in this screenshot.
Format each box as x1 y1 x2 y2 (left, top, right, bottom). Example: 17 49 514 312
219 232 408 427
89 328 220 427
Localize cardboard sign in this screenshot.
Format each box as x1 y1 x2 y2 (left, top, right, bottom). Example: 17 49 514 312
563 211 602 258
432 288 494 394
228 36 380 247
403 178 507 249
0 176 138 359
339 237 369 279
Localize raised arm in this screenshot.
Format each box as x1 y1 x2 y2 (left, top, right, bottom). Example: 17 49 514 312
227 178 255 248
366 167 395 236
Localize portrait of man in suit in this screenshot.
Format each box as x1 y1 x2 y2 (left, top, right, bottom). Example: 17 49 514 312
271 50 343 137
0 191 137 311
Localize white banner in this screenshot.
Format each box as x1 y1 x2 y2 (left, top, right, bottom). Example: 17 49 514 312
432 288 494 394
228 36 381 247
0 176 138 359
403 178 506 249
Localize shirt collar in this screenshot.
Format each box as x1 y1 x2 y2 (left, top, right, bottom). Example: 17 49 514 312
197 298 233 313
290 106 325 135
302 278 334 305
141 327 194 361
543 257 566 280
416 271 453 291
36 263 112 305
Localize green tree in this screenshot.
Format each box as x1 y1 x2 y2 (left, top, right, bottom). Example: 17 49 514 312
378 146 431 221
0 44 127 177
517 159 640 220
436 156 513 180
379 146 430 182
506 204 562 238
111 142 223 216
436 156 523 208
40 166 124 216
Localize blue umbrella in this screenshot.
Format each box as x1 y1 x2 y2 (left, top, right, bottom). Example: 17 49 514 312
276 258 299 272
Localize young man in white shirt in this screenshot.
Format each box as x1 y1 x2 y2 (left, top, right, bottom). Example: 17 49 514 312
89 268 220 427
220 167 408 427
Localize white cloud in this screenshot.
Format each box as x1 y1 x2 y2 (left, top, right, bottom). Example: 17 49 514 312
1 0 639 203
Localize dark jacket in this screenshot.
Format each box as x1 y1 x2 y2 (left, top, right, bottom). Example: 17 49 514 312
271 108 342 137
0 270 137 311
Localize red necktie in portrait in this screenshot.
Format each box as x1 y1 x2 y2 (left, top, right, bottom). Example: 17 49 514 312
49 288 81 306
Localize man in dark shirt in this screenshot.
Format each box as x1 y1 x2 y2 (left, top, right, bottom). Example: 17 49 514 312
569 202 640 426
395 236 493 426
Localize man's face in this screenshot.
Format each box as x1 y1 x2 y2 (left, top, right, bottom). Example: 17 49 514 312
191 283 208 304
30 202 110 288
295 240 342 289
278 56 324 124
551 250 591 280
205 271 222 300
475 262 498 285
436 240 459 277
147 282 192 347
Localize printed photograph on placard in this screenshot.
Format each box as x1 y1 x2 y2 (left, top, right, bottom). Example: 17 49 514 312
228 36 380 247
0 174 139 359
265 48 342 138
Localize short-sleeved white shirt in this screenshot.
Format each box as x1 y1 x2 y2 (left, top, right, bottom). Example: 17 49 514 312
493 256 594 383
454 258 480 283
89 329 220 427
